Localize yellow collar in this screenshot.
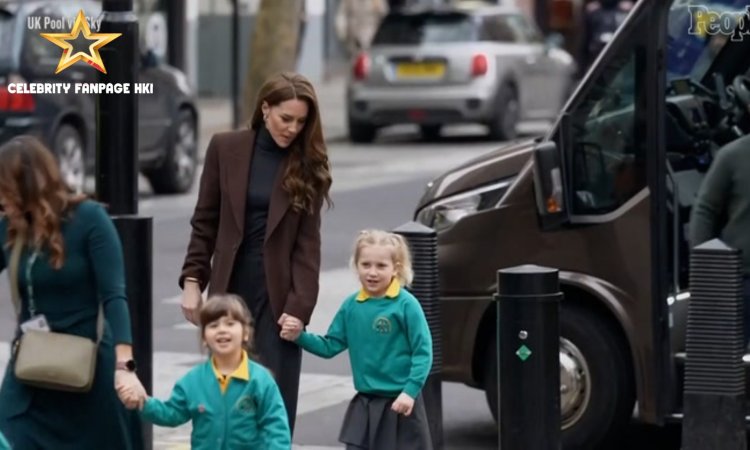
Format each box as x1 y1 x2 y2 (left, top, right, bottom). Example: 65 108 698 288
211 350 249 394
356 278 401 302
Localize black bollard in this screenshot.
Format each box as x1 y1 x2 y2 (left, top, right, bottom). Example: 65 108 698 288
682 239 745 450
97 1 153 449
495 265 562 450
393 222 444 449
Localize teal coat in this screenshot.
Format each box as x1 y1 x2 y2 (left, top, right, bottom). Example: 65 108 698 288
0 431 10 450
0 201 137 450
141 358 291 450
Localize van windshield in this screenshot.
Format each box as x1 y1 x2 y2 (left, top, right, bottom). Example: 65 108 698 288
372 12 476 45
666 0 748 80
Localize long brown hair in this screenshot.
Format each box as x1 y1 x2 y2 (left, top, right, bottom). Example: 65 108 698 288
0 135 86 269
249 72 332 214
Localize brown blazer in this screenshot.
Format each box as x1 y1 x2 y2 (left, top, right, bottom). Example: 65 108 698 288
180 128 322 324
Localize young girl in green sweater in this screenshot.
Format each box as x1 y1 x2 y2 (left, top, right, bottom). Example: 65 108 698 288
136 294 290 449
281 229 434 449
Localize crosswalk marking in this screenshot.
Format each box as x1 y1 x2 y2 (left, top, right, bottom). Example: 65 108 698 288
0 342 355 449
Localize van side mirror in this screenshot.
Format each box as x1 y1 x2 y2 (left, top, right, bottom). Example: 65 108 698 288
545 32 564 50
533 140 569 229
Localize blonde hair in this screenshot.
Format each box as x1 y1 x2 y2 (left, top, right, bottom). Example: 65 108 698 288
199 293 256 357
350 229 414 286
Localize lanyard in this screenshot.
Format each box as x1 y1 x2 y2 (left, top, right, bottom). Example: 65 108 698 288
25 249 39 317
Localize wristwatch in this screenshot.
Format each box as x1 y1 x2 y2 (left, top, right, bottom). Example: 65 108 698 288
116 359 137 372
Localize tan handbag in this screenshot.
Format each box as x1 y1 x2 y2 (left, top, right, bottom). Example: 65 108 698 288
8 236 103 393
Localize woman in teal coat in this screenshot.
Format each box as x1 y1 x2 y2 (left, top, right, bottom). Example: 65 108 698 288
0 136 146 449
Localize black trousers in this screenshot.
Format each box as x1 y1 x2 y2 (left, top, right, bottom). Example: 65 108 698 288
253 301 302 434
229 251 302 434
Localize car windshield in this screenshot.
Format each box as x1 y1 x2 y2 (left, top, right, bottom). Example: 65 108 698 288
0 11 16 71
372 12 476 45
666 0 748 81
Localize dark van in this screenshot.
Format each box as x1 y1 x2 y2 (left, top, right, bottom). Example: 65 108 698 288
414 0 750 448
0 0 199 194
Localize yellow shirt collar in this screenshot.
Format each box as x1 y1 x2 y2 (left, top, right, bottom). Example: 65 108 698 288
356 278 401 302
212 350 249 394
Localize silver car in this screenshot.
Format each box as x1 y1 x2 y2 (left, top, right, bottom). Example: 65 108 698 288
346 3 577 142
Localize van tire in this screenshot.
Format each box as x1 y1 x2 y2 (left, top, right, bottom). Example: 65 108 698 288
483 304 634 450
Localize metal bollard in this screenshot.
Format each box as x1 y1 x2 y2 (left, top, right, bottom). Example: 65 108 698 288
495 265 562 450
393 222 444 450
98 2 152 448
682 239 745 450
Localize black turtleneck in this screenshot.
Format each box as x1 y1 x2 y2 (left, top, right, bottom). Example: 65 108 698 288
242 125 287 249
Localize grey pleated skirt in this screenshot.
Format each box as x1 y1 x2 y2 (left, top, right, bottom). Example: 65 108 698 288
338 392 432 450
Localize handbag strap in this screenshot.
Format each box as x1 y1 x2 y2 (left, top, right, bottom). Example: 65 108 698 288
8 234 104 344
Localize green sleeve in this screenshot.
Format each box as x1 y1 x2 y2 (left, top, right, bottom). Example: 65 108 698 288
402 297 433 399
257 371 292 449
689 149 732 248
0 430 11 450
140 380 191 427
85 203 132 344
295 302 348 358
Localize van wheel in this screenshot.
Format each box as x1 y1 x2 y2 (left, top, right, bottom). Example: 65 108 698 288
488 84 519 141
146 109 197 194
53 124 85 193
483 304 634 449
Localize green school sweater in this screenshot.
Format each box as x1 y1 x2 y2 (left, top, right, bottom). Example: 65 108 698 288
140 358 290 450
689 135 750 275
296 280 433 398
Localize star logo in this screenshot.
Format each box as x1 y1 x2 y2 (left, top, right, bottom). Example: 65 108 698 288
40 10 121 74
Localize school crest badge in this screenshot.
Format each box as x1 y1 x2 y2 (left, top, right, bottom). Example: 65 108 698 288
372 316 392 334
235 395 256 414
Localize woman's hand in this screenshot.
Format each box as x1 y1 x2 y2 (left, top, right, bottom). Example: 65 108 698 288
391 393 415 416
115 370 147 410
278 313 303 341
181 280 202 325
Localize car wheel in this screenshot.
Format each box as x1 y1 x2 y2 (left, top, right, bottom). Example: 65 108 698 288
146 109 197 194
488 84 519 141
420 124 442 141
348 117 376 143
483 304 634 449
53 124 85 193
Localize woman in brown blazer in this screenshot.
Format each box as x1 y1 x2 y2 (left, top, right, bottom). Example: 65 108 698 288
179 72 332 433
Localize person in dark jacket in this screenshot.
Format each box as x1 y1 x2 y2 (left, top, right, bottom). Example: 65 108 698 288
0 136 145 450
689 134 750 343
179 71 333 433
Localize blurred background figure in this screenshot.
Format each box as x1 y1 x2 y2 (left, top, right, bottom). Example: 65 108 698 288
335 0 390 58
581 0 633 70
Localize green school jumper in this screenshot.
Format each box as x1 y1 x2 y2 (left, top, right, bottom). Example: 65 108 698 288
296 279 433 399
141 354 291 450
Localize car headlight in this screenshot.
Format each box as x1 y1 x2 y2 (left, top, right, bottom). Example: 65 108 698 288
416 177 516 232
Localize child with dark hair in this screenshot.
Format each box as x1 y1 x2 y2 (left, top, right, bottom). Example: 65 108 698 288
134 294 290 449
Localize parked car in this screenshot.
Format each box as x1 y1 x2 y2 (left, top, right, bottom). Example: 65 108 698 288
346 2 577 143
0 0 199 194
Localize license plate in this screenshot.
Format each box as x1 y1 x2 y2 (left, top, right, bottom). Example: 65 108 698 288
395 62 445 79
